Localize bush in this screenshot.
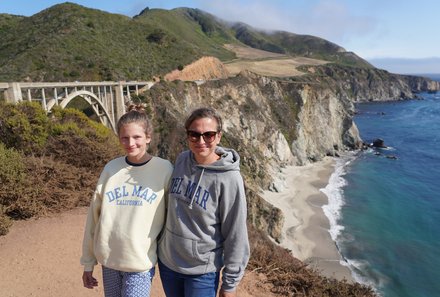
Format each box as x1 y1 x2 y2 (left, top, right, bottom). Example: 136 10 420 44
0 143 43 221
0 103 121 234
0 102 49 154
47 107 122 170
0 206 12 236
147 29 166 43
247 224 377 296
0 143 25 186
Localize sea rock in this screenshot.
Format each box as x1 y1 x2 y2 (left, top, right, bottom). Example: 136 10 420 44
371 138 387 148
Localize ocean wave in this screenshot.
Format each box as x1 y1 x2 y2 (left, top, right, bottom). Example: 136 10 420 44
320 153 356 241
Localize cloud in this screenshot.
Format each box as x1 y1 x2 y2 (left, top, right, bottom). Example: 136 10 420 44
194 0 287 30
195 0 381 45
300 1 380 43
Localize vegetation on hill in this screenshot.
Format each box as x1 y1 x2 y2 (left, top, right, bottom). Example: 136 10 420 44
0 2 371 82
0 101 121 234
0 3 204 81
134 8 237 61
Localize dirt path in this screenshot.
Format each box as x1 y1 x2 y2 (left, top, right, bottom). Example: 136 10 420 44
0 207 276 297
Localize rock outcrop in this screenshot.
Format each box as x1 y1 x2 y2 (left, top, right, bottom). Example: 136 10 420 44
141 58 436 241
143 70 362 241
297 64 440 101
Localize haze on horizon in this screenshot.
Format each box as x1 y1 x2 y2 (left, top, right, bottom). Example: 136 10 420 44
1 0 439 75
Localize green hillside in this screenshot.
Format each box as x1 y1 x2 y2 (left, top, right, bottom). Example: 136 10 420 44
0 2 371 82
0 3 206 81
134 8 237 60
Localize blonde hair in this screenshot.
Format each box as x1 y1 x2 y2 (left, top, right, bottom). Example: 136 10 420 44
116 104 153 137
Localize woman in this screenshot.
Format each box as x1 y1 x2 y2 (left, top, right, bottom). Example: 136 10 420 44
80 104 173 297
158 107 250 297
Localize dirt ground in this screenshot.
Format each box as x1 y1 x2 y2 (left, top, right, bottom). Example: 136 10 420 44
0 207 278 297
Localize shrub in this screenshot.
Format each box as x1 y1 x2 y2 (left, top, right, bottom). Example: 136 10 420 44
147 29 166 43
0 143 25 186
0 101 49 154
247 224 377 296
0 206 12 236
0 103 121 234
0 143 43 221
46 107 122 170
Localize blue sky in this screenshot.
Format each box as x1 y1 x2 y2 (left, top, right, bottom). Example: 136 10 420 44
1 0 440 74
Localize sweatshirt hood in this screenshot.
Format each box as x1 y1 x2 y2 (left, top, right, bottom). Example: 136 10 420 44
189 146 241 172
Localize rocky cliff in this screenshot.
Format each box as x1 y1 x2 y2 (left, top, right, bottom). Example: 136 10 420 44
141 70 362 240
142 60 439 240
296 64 440 102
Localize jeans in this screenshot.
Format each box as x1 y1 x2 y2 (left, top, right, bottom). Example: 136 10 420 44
158 260 220 297
102 266 155 297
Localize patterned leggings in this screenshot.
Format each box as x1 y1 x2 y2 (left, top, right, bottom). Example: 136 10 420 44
102 266 155 297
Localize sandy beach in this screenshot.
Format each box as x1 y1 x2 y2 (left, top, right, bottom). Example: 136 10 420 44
263 157 353 281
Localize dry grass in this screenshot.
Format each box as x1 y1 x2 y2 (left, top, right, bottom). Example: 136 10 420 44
248 225 377 296
223 44 328 77
0 102 121 233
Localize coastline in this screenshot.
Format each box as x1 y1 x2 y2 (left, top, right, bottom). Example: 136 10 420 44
262 157 353 281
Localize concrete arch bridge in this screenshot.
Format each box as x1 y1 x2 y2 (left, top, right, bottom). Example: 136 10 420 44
0 81 154 132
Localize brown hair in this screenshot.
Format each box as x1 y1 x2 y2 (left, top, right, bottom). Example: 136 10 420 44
184 107 222 132
116 104 153 137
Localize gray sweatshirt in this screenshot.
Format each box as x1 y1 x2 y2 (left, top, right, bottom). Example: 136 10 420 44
158 147 250 292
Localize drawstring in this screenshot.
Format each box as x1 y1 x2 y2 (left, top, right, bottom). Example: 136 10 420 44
188 168 205 209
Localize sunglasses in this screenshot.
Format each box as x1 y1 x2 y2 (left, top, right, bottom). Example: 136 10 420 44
186 130 218 143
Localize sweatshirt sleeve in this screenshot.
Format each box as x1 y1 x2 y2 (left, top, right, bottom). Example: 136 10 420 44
219 172 250 292
80 180 103 272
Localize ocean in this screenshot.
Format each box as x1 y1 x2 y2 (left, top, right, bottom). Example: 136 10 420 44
322 79 440 297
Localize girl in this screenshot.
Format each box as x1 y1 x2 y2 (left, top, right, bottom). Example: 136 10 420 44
81 104 173 297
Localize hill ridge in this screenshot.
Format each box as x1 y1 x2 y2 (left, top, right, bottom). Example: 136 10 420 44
0 3 370 82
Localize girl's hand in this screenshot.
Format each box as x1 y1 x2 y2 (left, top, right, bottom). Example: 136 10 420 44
220 289 236 297
82 271 98 289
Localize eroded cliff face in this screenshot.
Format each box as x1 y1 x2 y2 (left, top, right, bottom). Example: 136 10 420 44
144 70 362 241
292 84 361 165
298 64 440 102
139 56 440 243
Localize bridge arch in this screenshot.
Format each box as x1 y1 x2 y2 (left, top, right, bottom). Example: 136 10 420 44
47 90 116 131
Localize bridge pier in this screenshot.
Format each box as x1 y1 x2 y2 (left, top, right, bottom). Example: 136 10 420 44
5 82 23 103
114 82 127 131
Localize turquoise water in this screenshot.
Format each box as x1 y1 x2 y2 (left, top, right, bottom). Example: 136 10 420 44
324 90 440 297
